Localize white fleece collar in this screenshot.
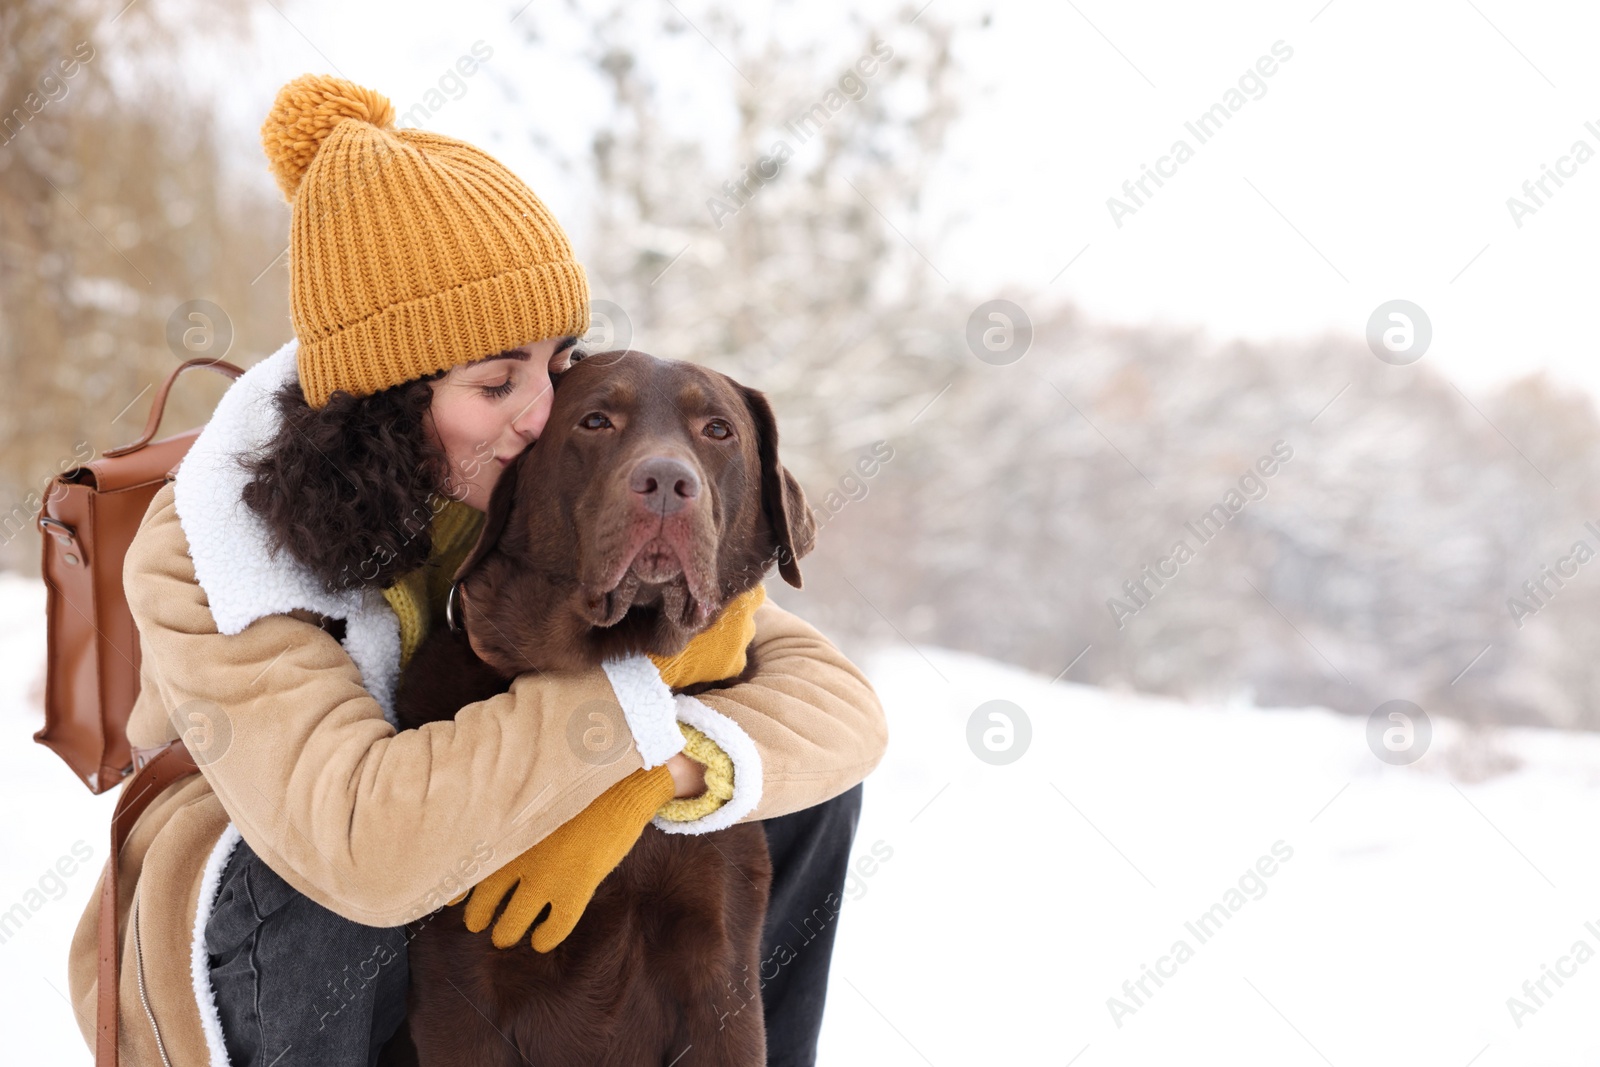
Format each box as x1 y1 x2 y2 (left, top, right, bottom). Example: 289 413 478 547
171 338 402 725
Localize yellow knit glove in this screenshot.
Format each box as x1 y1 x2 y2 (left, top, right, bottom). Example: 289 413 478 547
460 764 676 950
647 583 766 687
459 585 766 951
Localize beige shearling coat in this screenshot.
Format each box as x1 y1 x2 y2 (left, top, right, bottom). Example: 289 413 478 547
65 342 888 1065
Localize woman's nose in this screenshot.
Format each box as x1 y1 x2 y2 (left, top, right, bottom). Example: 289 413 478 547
513 385 552 441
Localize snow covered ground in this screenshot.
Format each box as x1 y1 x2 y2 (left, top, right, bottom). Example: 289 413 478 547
823 651 1600 1066
5 569 1600 1065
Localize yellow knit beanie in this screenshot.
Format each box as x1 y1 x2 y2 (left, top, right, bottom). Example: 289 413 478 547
260 73 590 409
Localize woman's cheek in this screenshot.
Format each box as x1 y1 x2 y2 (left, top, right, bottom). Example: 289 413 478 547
458 438 495 479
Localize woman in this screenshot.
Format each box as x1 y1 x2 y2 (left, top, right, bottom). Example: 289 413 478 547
65 74 887 1067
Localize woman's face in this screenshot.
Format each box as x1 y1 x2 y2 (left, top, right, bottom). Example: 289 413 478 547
423 335 575 512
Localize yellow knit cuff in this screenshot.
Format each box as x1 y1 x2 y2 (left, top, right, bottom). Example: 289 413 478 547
656 722 734 822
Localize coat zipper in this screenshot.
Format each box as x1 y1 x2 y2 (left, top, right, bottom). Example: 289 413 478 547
132 887 176 1067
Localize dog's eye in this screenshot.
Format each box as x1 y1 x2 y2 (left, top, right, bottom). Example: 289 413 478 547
579 412 613 430
703 419 734 440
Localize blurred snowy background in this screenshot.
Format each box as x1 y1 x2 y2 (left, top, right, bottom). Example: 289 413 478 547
6 0 1600 1062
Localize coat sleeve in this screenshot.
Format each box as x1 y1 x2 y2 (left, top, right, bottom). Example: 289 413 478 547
124 485 658 928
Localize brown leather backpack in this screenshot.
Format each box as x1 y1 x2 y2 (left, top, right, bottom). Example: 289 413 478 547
35 356 242 793
35 355 243 1067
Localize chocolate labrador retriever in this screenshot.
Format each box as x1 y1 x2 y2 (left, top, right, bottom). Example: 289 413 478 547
386 348 815 1067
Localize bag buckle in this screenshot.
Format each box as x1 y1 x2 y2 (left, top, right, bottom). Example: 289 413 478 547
38 516 84 566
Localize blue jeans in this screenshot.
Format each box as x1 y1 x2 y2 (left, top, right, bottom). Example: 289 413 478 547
203 839 410 1067
206 782 864 1066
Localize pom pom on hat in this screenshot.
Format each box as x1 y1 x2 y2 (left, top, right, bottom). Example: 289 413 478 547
261 73 396 202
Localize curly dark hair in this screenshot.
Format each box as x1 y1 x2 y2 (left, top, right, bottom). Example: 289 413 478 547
239 369 457 595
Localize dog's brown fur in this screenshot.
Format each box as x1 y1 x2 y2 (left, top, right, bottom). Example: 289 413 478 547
384 350 815 1067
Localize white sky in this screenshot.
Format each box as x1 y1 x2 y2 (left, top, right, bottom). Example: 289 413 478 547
169 0 1600 398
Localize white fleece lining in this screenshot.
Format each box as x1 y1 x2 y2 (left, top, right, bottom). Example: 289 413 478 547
171 339 403 726
654 694 764 835
601 655 686 768
190 822 242 1067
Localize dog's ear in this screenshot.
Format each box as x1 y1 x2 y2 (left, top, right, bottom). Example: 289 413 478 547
738 384 815 589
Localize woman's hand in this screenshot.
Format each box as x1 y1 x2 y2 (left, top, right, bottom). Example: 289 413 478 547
665 750 707 798
460 764 677 950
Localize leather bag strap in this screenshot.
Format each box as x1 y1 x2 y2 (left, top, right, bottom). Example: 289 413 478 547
103 358 243 459
97 739 200 1066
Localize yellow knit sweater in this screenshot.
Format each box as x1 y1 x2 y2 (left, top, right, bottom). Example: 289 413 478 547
381 498 742 820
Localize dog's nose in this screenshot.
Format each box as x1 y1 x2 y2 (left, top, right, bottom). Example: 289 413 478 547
630 456 700 515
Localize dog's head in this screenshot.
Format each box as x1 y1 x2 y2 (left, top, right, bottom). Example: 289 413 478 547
451 349 815 676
